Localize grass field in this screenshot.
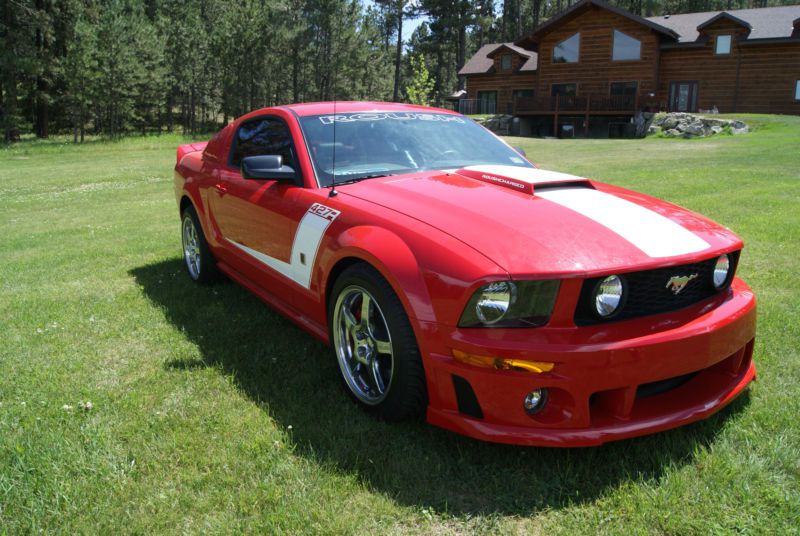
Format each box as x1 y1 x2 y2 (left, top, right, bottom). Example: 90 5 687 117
1 115 799 534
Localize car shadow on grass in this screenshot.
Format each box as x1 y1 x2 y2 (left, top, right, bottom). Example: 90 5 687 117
130 258 752 516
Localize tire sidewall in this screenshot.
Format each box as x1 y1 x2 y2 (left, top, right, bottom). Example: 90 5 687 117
181 205 218 284
328 264 425 420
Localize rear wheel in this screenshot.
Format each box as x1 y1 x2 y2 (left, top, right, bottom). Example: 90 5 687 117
329 264 427 420
181 205 219 284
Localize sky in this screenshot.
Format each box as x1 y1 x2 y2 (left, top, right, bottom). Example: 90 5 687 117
363 1 428 43
403 14 426 41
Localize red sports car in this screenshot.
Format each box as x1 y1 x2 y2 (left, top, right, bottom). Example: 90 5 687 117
174 102 756 447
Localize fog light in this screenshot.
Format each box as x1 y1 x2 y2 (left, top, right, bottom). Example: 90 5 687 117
713 254 731 289
594 275 624 318
523 388 548 414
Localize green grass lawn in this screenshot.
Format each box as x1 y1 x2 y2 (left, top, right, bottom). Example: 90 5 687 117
1 117 799 534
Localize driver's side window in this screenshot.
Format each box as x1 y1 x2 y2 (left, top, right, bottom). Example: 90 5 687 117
230 117 295 169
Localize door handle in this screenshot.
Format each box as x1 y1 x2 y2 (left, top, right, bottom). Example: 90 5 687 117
215 183 228 195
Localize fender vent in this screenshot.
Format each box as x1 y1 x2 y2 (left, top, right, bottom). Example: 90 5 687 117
452 375 483 419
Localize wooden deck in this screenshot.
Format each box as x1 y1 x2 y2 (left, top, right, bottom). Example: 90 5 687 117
513 94 639 115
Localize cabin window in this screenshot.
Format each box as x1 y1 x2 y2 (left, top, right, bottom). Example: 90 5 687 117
715 35 732 55
610 81 638 97
552 84 577 97
795 80 800 101
513 89 535 100
612 30 641 61
553 33 580 63
476 91 497 114
501 54 512 71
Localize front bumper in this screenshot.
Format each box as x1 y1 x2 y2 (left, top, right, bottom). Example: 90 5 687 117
421 277 757 447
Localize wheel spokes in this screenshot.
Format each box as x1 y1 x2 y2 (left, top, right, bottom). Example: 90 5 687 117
333 285 394 405
359 292 371 328
374 338 392 355
369 357 386 395
342 307 358 330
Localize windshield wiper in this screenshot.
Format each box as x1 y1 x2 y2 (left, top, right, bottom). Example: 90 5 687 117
333 173 395 185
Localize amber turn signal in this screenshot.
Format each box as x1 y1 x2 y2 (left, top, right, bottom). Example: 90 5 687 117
452 349 554 374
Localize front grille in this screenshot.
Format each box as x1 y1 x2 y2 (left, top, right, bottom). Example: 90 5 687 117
574 251 739 325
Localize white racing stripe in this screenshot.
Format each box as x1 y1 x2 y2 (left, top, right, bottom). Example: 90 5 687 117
228 203 340 288
537 187 710 258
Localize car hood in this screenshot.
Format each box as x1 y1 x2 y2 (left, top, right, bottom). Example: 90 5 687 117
339 165 743 277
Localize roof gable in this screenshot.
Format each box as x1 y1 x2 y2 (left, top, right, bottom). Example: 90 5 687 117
696 11 752 32
486 43 534 59
459 43 538 76
515 0 678 49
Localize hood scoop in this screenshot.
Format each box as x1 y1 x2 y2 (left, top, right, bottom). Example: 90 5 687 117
455 165 593 195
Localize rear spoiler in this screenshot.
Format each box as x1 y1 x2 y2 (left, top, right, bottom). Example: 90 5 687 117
176 142 209 164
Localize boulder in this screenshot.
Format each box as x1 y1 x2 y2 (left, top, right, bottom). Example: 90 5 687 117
479 114 513 135
683 122 707 136
646 112 748 138
652 113 668 127
662 116 680 130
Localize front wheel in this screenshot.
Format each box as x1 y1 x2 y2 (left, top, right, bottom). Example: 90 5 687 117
329 264 427 420
181 205 219 284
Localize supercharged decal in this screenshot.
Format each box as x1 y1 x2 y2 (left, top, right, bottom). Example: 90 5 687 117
319 112 465 125
480 174 528 190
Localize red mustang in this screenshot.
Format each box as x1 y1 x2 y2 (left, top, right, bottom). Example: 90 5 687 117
174 102 756 447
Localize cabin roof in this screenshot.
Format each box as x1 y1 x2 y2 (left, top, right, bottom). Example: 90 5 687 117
458 43 538 75
648 5 800 43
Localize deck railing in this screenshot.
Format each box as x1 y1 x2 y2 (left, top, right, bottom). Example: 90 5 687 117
457 99 496 115
514 94 639 114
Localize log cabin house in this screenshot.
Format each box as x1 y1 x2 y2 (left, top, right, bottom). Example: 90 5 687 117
459 0 800 137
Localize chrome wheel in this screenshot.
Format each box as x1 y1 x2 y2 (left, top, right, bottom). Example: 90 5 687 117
333 285 394 405
182 215 201 280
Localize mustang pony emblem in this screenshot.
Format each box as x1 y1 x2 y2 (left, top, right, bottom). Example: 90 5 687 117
666 274 699 295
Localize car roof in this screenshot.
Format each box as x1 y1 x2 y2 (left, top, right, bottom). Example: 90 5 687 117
280 101 459 117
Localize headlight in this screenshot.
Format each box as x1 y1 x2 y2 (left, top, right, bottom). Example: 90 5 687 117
459 280 560 328
474 281 516 324
713 254 731 289
594 275 624 317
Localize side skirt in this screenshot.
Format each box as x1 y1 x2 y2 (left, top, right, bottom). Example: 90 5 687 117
217 261 330 345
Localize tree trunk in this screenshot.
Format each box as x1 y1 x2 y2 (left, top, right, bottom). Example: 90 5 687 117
190 86 196 135
167 92 173 132
392 3 403 102
532 0 542 29
457 5 467 91
34 0 49 139
3 2 19 142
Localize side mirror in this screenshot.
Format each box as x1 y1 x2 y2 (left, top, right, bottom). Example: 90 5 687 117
241 155 298 184
513 146 527 157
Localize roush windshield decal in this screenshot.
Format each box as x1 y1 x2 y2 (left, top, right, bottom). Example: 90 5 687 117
537 187 710 258
319 112 465 125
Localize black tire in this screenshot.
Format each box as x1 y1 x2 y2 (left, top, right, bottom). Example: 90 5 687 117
181 205 220 284
328 263 427 421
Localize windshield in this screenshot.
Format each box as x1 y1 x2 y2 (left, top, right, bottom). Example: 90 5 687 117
298 112 533 187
